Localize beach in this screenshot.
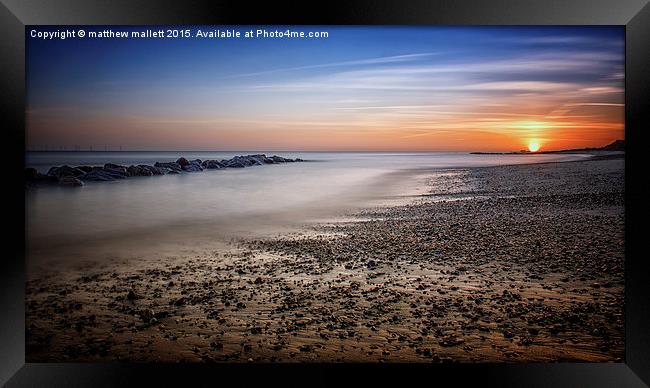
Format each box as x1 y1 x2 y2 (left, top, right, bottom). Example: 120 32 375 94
25 155 624 363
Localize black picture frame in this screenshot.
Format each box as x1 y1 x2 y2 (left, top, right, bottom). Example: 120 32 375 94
1 0 649 386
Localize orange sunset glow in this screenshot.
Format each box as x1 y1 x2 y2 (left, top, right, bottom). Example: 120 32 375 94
26 27 624 152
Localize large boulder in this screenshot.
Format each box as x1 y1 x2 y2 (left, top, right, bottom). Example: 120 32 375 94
48 165 86 179
141 165 167 175
104 163 127 170
81 167 128 181
202 160 224 169
176 157 190 167
248 154 274 165
182 159 203 172
25 168 57 185
126 165 167 177
154 162 183 173
223 155 260 168
127 165 153 177
103 165 129 177
223 158 248 168
271 155 291 163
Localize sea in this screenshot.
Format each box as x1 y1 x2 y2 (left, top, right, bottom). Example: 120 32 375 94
25 151 591 269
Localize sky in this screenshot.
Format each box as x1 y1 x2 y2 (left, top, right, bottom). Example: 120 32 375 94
26 26 624 152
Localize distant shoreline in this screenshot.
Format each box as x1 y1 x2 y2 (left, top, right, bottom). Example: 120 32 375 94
471 139 625 155
471 150 624 155
26 141 625 155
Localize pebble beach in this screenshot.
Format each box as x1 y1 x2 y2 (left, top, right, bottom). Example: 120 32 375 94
26 156 625 363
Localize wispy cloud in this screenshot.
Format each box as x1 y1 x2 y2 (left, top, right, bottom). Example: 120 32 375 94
245 51 623 96
229 52 438 78
27 26 624 151
566 102 624 107
486 35 624 47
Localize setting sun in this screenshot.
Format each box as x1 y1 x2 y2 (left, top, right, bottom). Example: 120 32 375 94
528 141 541 152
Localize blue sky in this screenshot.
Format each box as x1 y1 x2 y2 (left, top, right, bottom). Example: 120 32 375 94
26 26 624 151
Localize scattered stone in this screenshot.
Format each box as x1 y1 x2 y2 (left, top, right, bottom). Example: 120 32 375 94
439 336 465 347
126 290 138 300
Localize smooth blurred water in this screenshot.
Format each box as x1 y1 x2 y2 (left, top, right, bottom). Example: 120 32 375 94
25 151 592 267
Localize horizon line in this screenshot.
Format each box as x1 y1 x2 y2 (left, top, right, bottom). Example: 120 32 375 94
25 146 621 154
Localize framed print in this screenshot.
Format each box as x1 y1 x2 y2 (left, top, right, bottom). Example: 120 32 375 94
1 0 649 386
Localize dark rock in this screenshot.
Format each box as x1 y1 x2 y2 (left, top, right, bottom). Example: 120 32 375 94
154 162 183 173
257 154 276 164
127 164 167 177
223 159 247 168
600 139 624 151
248 154 272 165
183 165 202 172
439 336 465 347
238 156 258 166
182 159 203 172
202 160 225 169
271 155 290 163
48 165 86 179
31 154 300 188
127 290 138 300
25 168 58 188
223 156 253 168
299 344 313 352
139 309 155 323
103 166 129 177
143 165 167 175
127 165 153 177
81 167 127 181
104 163 127 173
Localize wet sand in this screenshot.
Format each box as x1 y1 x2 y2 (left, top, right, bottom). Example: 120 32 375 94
26 157 624 363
